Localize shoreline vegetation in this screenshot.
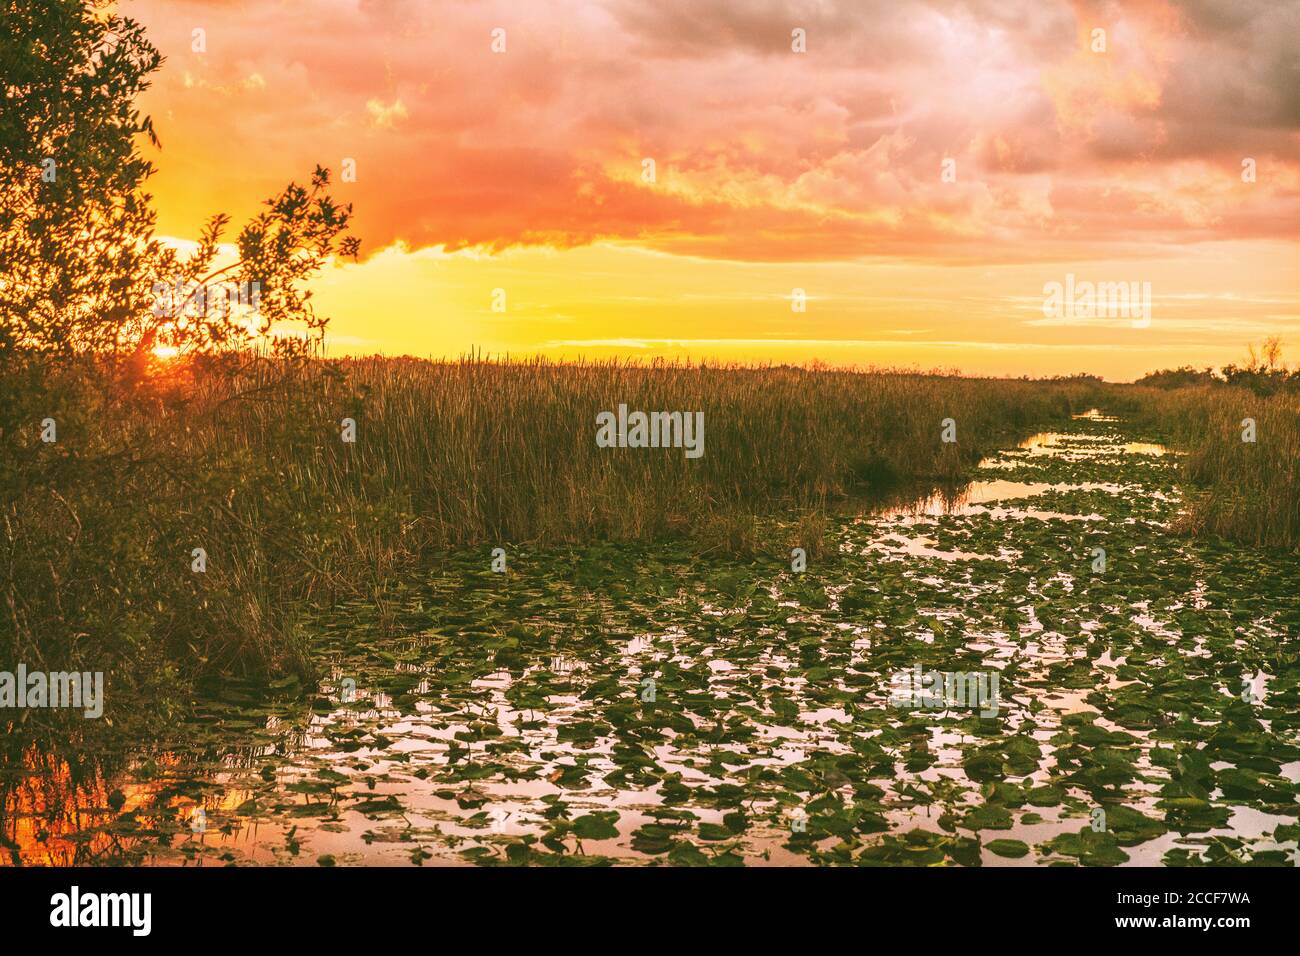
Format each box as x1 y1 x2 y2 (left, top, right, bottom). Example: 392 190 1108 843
4 383 1296 867
1115 384 1298 549
4 354 1297 733
4 3 1295 744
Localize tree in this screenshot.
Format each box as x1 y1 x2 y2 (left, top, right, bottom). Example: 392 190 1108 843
1 0 364 710
1261 335 1283 371
1 0 163 357
0 0 359 365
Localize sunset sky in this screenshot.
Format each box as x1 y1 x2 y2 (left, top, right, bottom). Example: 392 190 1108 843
128 0 1299 381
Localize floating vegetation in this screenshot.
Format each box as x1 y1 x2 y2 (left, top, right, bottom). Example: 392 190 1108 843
3 414 1297 867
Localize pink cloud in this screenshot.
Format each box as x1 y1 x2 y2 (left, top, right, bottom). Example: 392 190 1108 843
133 0 1300 262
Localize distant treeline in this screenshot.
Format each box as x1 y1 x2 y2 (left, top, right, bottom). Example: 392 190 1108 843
1136 338 1299 395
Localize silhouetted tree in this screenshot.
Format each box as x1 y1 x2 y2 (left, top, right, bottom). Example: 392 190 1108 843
1 0 359 366
1 0 363 713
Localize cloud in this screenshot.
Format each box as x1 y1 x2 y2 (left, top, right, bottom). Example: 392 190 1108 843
134 0 1300 263
366 98 408 128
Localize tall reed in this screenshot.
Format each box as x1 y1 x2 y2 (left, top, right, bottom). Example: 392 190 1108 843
1114 385 1299 548
4 356 1101 701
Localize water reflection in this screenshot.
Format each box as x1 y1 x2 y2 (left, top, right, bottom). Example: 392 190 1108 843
876 421 1170 522
880 479 1123 520
1011 432 1168 458
7 412 1284 869
0 732 285 866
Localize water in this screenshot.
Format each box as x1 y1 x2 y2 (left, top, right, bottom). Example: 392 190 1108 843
4 412 1297 867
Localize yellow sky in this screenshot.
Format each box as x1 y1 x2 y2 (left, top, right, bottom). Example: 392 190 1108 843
301 240 1299 381
133 0 1300 381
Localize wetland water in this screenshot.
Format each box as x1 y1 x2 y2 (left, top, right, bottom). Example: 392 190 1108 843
4 411 1299 866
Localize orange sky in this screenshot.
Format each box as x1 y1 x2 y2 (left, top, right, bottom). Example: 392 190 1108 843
129 0 1299 381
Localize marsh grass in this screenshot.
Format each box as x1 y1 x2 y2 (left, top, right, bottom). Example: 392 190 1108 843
7 354 1294 729
1116 385 1299 549
267 356 1094 537
8 355 1101 706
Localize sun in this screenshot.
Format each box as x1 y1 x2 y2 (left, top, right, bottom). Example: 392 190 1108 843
152 345 179 360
